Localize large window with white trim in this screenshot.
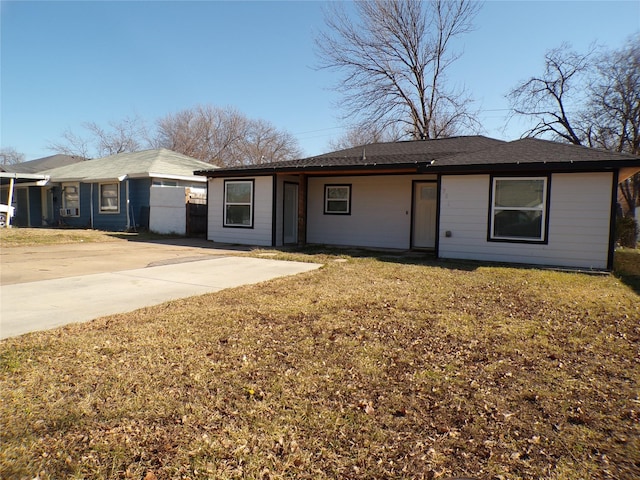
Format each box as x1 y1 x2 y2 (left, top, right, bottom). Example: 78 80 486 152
490 176 549 242
224 180 254 227
100 183 120 213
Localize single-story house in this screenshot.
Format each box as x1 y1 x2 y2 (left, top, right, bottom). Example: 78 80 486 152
195 136 640 270
1 149 214 230
1 154 84 227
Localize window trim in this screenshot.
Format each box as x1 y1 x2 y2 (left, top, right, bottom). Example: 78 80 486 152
488 175 550 244
99 182 120 214
324 184 352 215
61 182 80 217
223 179 254 228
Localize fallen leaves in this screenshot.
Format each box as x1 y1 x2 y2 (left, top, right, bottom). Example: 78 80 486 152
1 254 639 479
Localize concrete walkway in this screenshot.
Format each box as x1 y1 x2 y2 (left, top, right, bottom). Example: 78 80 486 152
1 255 320 340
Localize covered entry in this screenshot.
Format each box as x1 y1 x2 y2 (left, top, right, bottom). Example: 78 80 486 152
283 182 298 244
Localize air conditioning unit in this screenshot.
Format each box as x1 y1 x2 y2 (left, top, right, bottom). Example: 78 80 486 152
59 208 77 216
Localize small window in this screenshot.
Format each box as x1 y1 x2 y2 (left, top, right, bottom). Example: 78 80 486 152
152 180 178 187
100 183 120 213
62 182 80 216
224 180 253 227
324 185 351 215
490 177 548 242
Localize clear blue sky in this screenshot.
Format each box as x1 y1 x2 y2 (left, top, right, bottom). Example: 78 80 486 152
1 0 639 161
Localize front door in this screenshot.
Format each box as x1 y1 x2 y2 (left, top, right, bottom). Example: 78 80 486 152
283 182 298 244
412 182 437 249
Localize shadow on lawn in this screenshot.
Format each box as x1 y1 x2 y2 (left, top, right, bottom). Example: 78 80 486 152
111 232 255 252
295 246 640 294
613 249 640 294
292 245 481 271
110 234 640 293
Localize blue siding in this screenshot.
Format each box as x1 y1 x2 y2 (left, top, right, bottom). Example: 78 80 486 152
87 179 152 231
59 183 92 228
93 181 128 231
28 187 42 226
130 178 151 229
40 179 158 231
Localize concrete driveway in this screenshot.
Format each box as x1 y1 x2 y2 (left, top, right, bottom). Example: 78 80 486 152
0 239 320 339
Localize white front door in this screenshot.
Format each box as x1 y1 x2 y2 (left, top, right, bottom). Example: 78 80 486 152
283 182 298 244
412 182 437 249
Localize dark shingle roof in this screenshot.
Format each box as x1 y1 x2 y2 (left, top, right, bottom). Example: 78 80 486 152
313 135 505 160
196 136 506 175
434 137 639 167
195 136 639 177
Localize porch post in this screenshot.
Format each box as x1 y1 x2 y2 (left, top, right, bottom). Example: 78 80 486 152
297 174 307 246
6 177 15 228
125 180 131 231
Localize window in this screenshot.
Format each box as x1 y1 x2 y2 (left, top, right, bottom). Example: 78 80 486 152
100 183 120 213
324 185 351 215
224 180 253 227
61 183 80 216
490 177 548 242
152 180 178 187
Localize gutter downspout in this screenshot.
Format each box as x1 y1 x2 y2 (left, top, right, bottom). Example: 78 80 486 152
116 175 130 231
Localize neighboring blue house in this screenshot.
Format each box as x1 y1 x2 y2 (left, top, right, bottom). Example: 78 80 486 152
1 149 214 231
1 154 84 227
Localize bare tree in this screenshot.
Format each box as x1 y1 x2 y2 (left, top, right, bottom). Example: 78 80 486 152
155 105 302 166
237 119 303 165
155 105 249 165
316 0 481 140
0 147 25 166
48 115 149 158
586 37 640 155
327 123 403 151
507 43 594 145
48 129 92 158
508 36 640 245
588 37 640 224
85 116 148 156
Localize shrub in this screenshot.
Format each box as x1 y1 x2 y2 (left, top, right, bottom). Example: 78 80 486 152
616 215 639 248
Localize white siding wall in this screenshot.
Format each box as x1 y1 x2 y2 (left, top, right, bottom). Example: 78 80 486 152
207 176 274 246
438 172 614 269
307 175 436 249
149 186 186 235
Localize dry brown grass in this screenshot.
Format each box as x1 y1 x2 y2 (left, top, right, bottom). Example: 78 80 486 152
614 248 640 292
1 252 639 480
0 228 127 247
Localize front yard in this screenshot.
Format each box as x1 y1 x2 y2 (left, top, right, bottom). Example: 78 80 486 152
1 232 639 479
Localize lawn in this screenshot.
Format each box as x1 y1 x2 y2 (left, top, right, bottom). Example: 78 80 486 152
0 227 162 247
0 227 125 247
1 239 639 479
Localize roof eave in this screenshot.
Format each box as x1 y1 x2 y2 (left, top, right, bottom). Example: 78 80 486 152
421 160 640 174
197 160 640 178
144 172 207 182
195 162 425 178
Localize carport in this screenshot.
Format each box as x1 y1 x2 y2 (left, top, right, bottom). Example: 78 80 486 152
0 172 50 227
